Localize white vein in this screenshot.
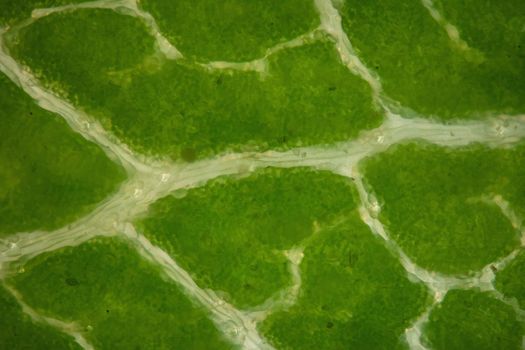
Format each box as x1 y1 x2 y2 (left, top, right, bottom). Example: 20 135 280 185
2 283 95 350
247 246 304 322
404 300 438 350
0 1 524 348
420 0 476 53
350 170 525 348
314 0 383 104
0 30 158 174
2 112 525 272
121 224 274 350
200 29 321 75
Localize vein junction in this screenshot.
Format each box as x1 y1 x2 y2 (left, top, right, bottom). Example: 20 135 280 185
0 0 524 349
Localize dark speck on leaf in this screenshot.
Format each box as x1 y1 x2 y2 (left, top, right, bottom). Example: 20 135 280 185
328 86 337 91
326 321 334 329
65 277 79 286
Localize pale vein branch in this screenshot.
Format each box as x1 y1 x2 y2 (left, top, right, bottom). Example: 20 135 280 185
120 224 274 350
2 282 95 350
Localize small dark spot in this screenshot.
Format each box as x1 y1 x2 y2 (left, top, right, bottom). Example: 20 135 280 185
180 148 197 162
65 277 79 286
29 111 33 116
249 264 258 271
348 252 358 267
328 86 337 92
278 135 287 144
216 76 223 86
243 283 253 290
106 309 110 313
321 304 329 311
326 321 334 329
375 65 379 70
490 265 498 273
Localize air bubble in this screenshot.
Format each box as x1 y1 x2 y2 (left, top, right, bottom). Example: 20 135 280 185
17 267 25 274
227 325 242 338
85 325 93 332
160 173 170 183
494 123 505 136
81 121 91 131
369 199 381 217
213 299 225 307
132 181 145 198
376 134 384 144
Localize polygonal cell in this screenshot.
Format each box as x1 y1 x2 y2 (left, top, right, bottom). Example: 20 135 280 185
0 0 91 25
495 249 525 309
137 167 359 308
9 9 382 160
340 0 525 118
260 213 429 350
140 0 320 61
423 289 523 350
361 142 524 274
0 73 125 236
8 237 231 350
0 285 80 349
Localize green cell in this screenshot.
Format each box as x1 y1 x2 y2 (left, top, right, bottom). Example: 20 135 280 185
260 213 429 350
423 289 523 350
340 0 525 118
140 0 320 61
0 0 90 25
361 142 524 274
137 167 358 308
8 237 231 350
9 9 382 161
0 284 80 349
0 73 125 236
495 249 525 309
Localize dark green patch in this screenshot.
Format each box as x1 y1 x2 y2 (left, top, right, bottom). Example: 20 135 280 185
340 0 525 118
9 10 382 160
0 72 125 236
0 284 80 349
8 237 231 350
423 289 523 350
140 0 320 61
137 167 358 308
361 142 524 274
260 213 429 350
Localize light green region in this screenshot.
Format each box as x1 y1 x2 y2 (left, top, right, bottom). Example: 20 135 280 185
260 213 429 350
0 285 80 350
496 249 525 309
140 0 320 62
0 73 125 236
9 9 382 161
8 237 231 350
340 0 525 118
137 167 358 308
423 289 523 350
361 142 524 274
0 0 90 25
